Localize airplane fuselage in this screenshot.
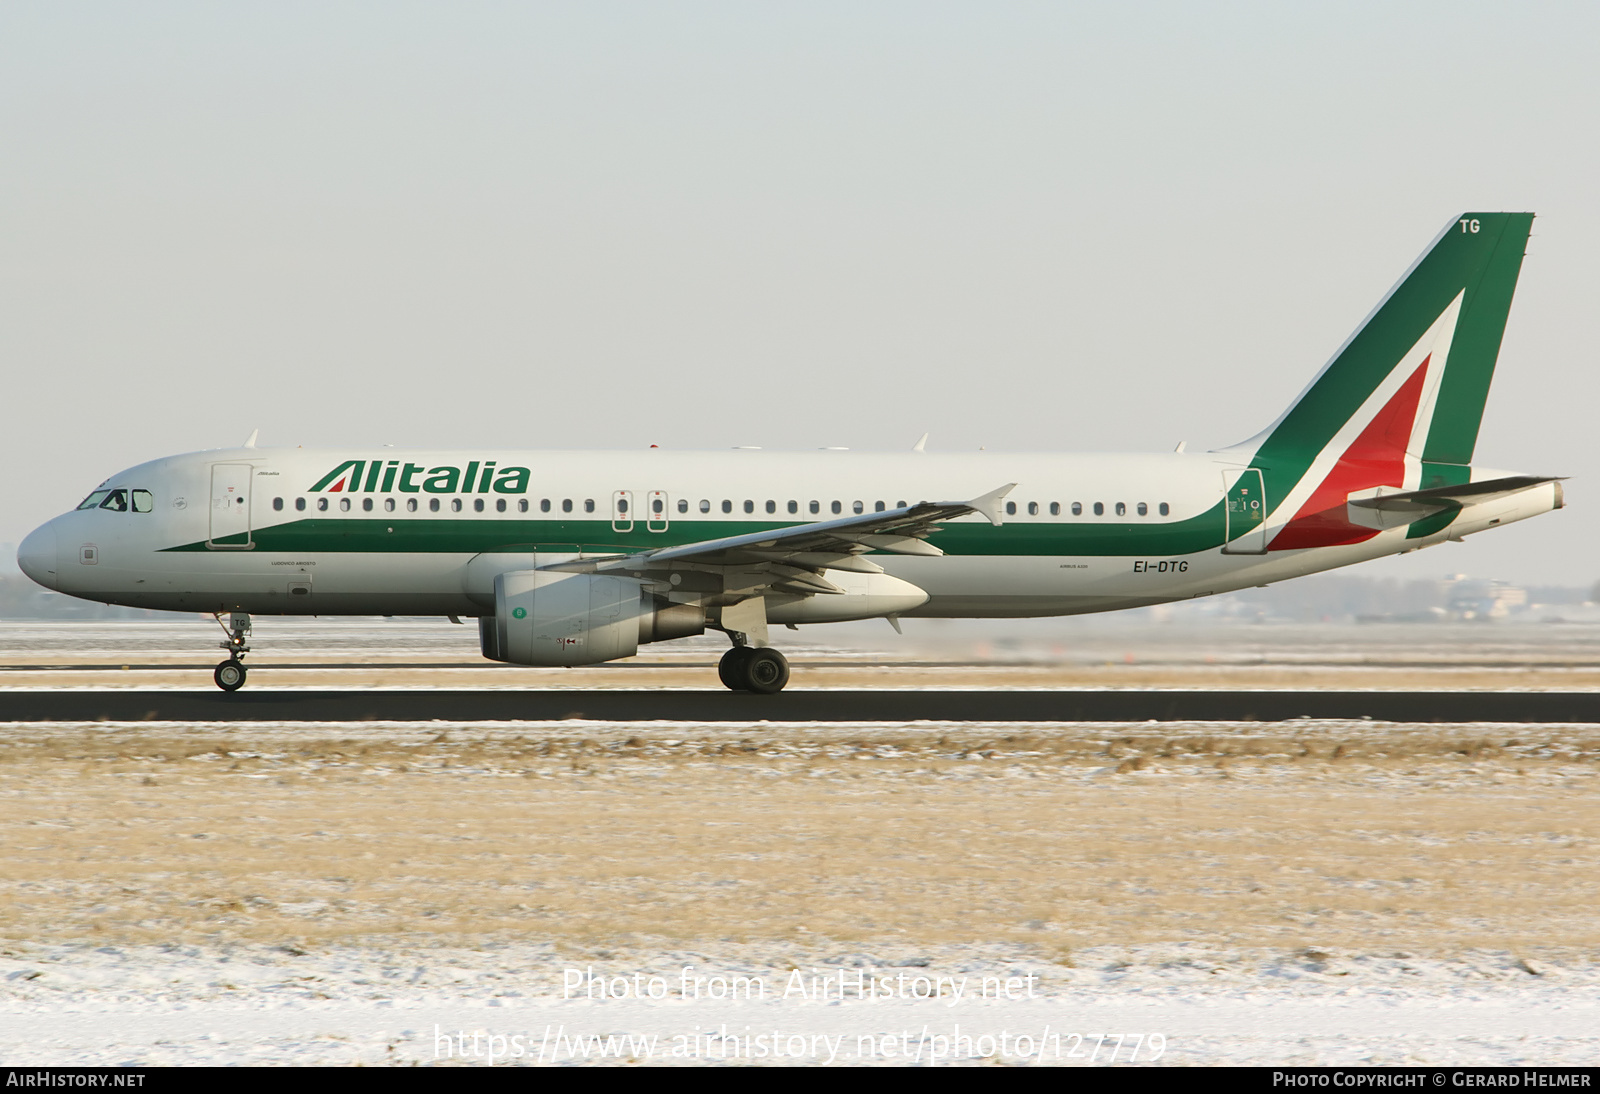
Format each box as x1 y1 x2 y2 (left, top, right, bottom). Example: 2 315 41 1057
19 445 1561 621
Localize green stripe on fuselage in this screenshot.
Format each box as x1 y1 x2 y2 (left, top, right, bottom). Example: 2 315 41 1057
161 503 1230 558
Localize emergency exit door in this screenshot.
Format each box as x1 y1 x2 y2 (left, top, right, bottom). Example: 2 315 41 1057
612 490 633 533
646 490 669 532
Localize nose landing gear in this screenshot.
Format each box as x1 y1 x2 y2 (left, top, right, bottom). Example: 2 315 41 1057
212 612 252 692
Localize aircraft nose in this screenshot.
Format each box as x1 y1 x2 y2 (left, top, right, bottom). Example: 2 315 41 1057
17 522 58 590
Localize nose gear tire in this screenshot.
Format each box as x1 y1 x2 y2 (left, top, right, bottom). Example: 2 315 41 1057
214 659 247 691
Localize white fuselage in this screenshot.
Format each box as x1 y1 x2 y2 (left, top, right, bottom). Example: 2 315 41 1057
17 446 1561 624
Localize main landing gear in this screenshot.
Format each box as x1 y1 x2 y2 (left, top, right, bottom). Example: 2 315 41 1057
212 612 252 692
718 644 790 694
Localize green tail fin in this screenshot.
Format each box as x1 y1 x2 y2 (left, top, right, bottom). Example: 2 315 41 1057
1245 213 1533 501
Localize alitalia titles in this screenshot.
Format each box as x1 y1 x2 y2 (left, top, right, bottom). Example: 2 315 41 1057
310 460 531 495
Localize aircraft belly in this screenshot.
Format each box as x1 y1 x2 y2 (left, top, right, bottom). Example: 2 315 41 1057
880 554 1212 618
106 552 477 615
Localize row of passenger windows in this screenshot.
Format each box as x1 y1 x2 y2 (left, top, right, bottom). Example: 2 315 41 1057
1006 500 1170 517
77 489 154 513
277 495 539 514
270 496 1172 518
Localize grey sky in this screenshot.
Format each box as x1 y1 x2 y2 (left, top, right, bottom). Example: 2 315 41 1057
3 2 1595 584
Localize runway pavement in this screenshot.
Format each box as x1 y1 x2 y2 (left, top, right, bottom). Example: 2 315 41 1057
3 689 1599 723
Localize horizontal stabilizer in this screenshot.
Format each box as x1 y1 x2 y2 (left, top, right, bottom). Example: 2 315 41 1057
1348 474 1563 515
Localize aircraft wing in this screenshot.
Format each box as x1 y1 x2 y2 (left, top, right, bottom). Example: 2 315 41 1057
541 483 1015 592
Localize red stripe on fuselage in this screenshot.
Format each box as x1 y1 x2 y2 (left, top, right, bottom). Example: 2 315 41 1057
1269 357 1430 550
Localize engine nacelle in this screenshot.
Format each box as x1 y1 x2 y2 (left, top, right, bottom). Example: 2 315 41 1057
479 570 704 666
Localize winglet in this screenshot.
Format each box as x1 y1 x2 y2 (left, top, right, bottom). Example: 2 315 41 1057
243 429 259 449
965 482 1016 526
912 432 929 453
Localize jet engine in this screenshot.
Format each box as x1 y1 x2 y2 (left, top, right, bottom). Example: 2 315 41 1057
479 570 703 667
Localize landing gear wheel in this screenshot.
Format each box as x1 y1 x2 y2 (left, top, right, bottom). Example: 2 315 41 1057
214 659 247 692
742 648 790 695
718 646 754 691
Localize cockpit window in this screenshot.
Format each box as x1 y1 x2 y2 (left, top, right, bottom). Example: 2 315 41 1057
77 491 110 510
99 489 129 512
132 490 154 513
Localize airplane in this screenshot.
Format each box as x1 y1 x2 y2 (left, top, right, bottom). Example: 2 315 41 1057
15 212 1563 694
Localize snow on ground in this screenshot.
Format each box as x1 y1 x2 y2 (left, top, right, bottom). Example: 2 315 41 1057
2 942 1597 1066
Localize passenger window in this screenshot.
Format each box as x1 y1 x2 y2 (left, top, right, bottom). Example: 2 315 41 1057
295 497 306 512
540 499 551 512
896 500 906 509
340 498 352 512
562 499 573 513
496 498 506 513
744 500 754 514
832 501 842 514
132 490 154 513
1137 502 1148 516
1093 502 1103 516
100 489 129 512
384 498 396 513
852 501 864 514
407 499 419 512
429 498 440 512
1027 502 1037 516
471 498 482 512
1071 502 1082 516
653 497 664 514
618 498 629 514
318 497 330 512
1114 502 1125 516
1005 501 1016 516
874 501 885 512
810 501 820 515
678 499 688 514
362 498 374 512
584 499 595 513
787 500 798 514
722 500 732 513
765 500 775 514
517 499 528 513
451 499 463 513
76 491 110 510
1159 502 1170 516
699 499 710 513
1050 502 1060 516
273 497 283 512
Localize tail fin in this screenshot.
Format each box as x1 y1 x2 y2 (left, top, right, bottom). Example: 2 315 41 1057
1230 213 1533 549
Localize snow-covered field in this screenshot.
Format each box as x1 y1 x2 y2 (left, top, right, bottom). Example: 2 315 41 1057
3 941 1597 1066
1 622 1597 1066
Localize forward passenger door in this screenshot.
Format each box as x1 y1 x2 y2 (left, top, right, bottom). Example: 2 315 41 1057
208 464 253 549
